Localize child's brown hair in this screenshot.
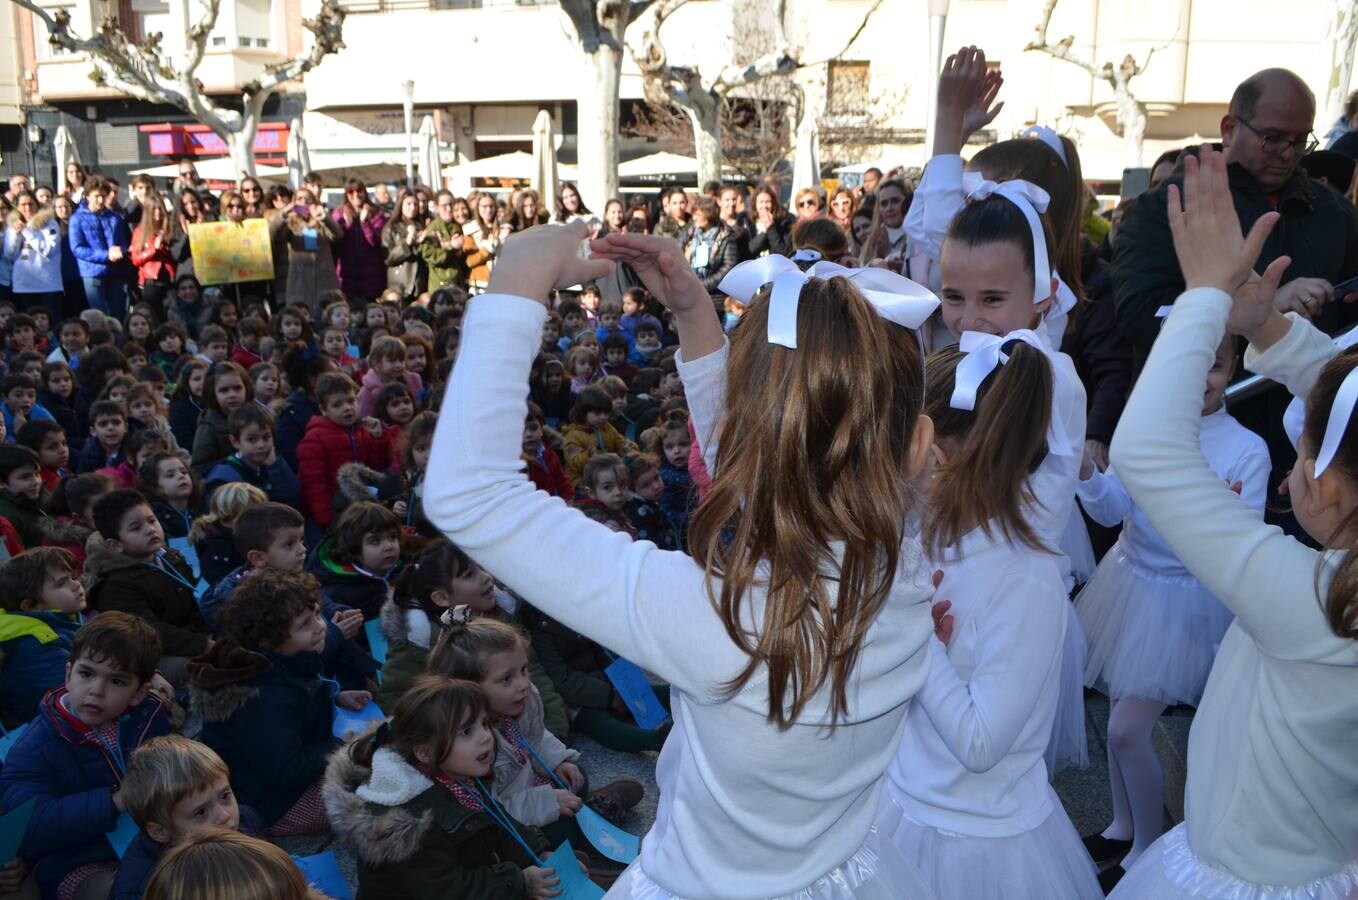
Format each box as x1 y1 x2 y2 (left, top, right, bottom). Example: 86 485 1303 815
144 828 320 900
217 571 320 651
400 411 437 472
332 501 401 565
367 335 407 368
0 546 77 611
121 735 231 831
347 675 489 771
69 610 161 685
202 362 253 414
581 452 627 497
314 372 358 408
427 617 526 683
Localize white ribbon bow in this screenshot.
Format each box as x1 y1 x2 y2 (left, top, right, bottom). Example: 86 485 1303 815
951 329 1073 457
717 255 941 349
1314 364 1358 478
1021 126 1069 168
961 173 1055 306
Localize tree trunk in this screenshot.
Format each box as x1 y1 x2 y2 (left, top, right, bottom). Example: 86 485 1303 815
1114 82 1146 169
228 130 257 179
1326 2 1358 133
688 104 722 188
576 45 622 212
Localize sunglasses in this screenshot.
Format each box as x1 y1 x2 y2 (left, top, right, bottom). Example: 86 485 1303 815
798 200 818 208
226 203 244 210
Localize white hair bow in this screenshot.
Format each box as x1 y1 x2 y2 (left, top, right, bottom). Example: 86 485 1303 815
961 173 1055 306
1314 365 1358 478
951 329 1073 457
716 255 940 349
1022 126 1069 168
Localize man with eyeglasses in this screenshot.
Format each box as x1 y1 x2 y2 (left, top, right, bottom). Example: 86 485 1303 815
1114 68 1358 367
421 189 472 292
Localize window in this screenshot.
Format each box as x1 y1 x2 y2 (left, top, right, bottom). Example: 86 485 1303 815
211 35 226 45
826 61 869 116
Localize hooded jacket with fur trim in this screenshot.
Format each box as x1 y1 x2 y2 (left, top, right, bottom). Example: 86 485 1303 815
323 744 547 900
83 533 210 657
38 515 93 571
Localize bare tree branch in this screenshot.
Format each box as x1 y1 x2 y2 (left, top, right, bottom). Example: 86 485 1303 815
797 0 884 68
1024 0 1099 77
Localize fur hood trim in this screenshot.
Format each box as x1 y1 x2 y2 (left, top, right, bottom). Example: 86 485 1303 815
323 747 436 866
378 598 434 652
38 516 92 546
79 532 138 589
186 640 271 722
337 462 386 504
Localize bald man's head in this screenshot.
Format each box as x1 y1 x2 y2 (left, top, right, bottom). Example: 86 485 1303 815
1222 68 1317 191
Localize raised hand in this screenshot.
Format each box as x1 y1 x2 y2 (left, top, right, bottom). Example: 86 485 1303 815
486 220 614 304
933 46 1002 156
588 233 709 314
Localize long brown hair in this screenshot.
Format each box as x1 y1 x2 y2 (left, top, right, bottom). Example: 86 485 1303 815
1303 348 1358 639
921 343 1053 556
687 276 924 729
133 192 170 253
348 675 490 769
969 136 1085 305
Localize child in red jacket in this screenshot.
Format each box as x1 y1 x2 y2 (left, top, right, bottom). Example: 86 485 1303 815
295 372 394 528
523 402 571 500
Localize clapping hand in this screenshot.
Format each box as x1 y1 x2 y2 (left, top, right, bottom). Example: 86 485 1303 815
930 570 955 647
485 220 614 303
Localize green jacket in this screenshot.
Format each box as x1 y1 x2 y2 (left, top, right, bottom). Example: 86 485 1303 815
0 489 49 549
419 218 482 292
523 602 615 711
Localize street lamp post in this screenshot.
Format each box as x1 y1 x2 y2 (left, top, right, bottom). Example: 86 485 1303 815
403 79 416 190
925 0 951 157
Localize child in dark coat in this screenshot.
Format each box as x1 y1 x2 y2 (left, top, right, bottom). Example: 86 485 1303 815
308 501 402 621
0 548 86 725
201 405 302 509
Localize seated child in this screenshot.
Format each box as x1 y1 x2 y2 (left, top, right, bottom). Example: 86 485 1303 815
190 361 252 473
653 412 695 548
623 453 680 551
554 299 586 354
4 314 38 361
39 472 113 573
85 489 211 683
101 429 171 490
600 334 637 385
39 361 82 452
523 402 572 501
374 382 416 440
0 374 56 439
231 317 267 369
276 348 335 473
202 405 301 509
78 399 129 474
248 361 281 414
540 310 562 358
296 373 393 528
109 735 264 900
13 352 46 390
598 375 630 434
627 320 664 368
138 452 200 544
149 323 187 381
0 612 171 900
167 358 207 452
560 386 627 486
308 501 401 621
619 288 663 339
17 419 70 494
563 345 598 395
593 299 627 344
189 571 369 835
530 357 572 429
194 325 229 366
121 343 148 374
357 337 422 420
47 317 90 369
126 383 184 458
321 326 359 376
0 444 49 549
143 827 318 900
189 482 267 585
0 547 85 724
573 454 635 537
324 676 558 900
429 617 644 836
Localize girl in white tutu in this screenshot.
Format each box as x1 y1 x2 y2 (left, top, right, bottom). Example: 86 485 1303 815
1107 146 1358 898
1075 328 1269 886
425 222 945 899
873 192 1101 900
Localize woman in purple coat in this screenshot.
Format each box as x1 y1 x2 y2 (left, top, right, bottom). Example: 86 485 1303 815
330 179 387 302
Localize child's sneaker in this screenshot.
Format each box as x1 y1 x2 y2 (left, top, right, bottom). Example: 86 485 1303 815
586 778 644 825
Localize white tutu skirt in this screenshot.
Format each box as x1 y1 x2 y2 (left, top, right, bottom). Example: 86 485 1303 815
1076 547 1234 706
874 788 1102 900
1046 609 1089 775
1061 504 1098 588
1111 824 1358 900
607 827 936 900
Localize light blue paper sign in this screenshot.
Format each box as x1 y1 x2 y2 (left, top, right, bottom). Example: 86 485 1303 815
167 536 202 581
364 619 388 666
576 805 639 864
0 799 35 864
107 811 139 858
543 841 604 900
293 850 353 900
603 657 668 729
0 723 28 763
333 699 385 739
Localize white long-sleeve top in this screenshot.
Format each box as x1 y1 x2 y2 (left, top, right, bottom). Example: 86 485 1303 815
4 220 62 295
424 293 936 899
1076 407 1270 578
887 526 1067 837
1111 290 1358 885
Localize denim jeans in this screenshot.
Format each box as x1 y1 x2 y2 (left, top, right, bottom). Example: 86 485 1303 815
82 276 128 321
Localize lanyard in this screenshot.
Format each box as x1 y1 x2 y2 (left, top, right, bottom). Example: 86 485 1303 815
500 718 569 792
474 778 543 865
148 554 197 594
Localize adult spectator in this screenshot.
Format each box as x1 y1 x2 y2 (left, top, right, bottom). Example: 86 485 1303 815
654 186 691 241
859 166 883 199
173 161 217 218
872 178 912 266
717 185 752 262
267 184 294 211
371 182 394 216
65 163 87 202
124 174 155 228
330 179 387 302
748 186 794 257
793 187 822 221
381 188 428 300
554 183 592 224
129 190 177 316
827 187 857 247
5 174 30 204
1112 68 1358 367
600 197 627 235
683 195 739 296
465 191 508 293
68 174 132 320
238 177 267 218
509 188 549 232
278 187 342 315
52 194 82 315
422 190 475 292
170 188 208 279
5 190 64 323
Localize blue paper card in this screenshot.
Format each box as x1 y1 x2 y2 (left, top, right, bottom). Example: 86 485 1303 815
576 805 639 863
293 850 353 900
333 699 385 739
364 619 388 666
603 657 668 730
168 536 201 581
543 841 604 899
0 723 28 763
107 811 139 858
0 799 35 864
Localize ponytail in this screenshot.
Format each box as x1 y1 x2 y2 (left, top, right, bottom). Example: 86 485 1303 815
426 616 525 682
391 538 476 622
348 675 488 769
922 341 1053 556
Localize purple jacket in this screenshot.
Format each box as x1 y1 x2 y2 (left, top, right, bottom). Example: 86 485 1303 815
330 206 386 300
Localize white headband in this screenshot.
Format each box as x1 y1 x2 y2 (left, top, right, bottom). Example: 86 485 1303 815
1313 365 1358 478
950 329 1073 457
960 174 1055 306
717 255 940 350
1022 126 1069 167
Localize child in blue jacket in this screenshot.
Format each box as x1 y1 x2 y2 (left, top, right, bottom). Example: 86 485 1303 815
0 612 172 899
0 547 86 725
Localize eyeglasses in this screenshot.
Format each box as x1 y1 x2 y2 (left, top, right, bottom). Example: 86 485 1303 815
226 203 244 210
798 199 819 208
1235 117 1317 158
242 187 261 194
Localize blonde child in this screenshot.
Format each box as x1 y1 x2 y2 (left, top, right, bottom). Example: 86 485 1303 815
190 482 267 584
143 829 324 900
357 336 421 419
324 675 561 900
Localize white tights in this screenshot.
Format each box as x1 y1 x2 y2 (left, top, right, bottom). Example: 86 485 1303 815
1102 696 1168 869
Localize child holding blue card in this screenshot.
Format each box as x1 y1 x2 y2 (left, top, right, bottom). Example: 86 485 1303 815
325 675 567 900
0 612 171 900
427 613 643 841
189 571 370 837
0 547 87 725
110 735 265 900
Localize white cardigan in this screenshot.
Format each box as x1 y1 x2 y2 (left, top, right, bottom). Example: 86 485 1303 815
424 293 936 899
1111 289 1358 884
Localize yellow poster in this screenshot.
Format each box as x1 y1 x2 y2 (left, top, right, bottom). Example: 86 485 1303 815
187 219 274 285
